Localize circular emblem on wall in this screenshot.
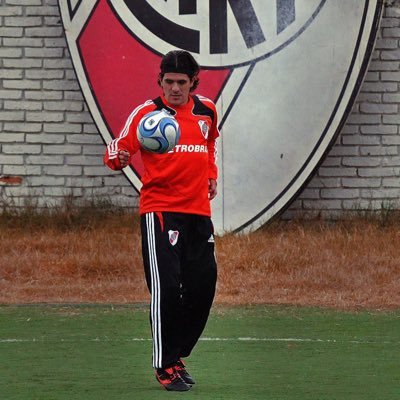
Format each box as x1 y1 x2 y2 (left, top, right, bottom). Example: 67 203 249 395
59 0 383 234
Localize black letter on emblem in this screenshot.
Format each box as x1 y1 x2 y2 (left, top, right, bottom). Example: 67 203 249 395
125 0 200 53
277 0 296 34
179 0 197 15
210 0 266 54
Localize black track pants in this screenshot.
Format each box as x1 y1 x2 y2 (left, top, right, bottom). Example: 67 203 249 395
141 212 217 368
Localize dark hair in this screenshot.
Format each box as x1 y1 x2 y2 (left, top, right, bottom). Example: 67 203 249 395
158 50 200 91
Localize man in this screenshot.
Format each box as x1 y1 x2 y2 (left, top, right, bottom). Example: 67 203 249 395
104 50 219 392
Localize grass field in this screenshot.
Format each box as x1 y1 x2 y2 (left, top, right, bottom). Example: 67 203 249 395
1 305 399 399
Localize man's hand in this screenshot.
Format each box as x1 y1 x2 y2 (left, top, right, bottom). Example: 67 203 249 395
208 179 217 200
118 150 130 168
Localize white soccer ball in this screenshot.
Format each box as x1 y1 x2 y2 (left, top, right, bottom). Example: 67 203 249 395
136 110 180 154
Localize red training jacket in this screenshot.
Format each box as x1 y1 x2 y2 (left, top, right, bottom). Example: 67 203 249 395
104 95 219 217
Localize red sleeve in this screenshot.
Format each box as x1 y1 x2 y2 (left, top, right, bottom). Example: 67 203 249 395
103 102 153 170
207 103 219 180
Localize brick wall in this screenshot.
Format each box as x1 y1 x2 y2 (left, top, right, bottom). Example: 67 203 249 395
0 1 399 218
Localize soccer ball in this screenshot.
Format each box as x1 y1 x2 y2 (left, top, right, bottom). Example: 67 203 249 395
136 110 180 154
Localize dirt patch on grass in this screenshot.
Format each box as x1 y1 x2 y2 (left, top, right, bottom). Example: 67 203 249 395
1 212 399 309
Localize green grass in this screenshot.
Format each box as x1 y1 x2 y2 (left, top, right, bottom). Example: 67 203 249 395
1 305 399 399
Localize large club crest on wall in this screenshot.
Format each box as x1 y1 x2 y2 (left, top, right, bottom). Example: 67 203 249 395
59 0 383 234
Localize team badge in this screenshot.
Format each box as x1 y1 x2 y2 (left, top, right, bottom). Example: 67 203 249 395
168 230 179 246
59 0 383 234
198 120 209 140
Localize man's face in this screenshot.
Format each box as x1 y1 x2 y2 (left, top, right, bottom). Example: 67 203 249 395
160 72 194 106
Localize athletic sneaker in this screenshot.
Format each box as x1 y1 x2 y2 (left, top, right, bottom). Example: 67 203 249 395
174 359 196 385
155 367 191 391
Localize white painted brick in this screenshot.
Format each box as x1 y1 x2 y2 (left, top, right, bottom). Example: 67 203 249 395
65 177 103 187
358 167 400 177
382 156 400 166
0 89 22 99
318 167 357 177
3 79 41 90
356 93 382 102
339 124 358 134
0 111 24 121
25 26 62 37
26 155 63 165
320 157 341 167
83 124 99 134
328 146 359 156
44 38 66 47
383 27 400 37
84 166 115 176
361 188 400 198
5 187 44 197
382 177 400 187
66 155 103 166
43 58 73 69
0 26 23 36
3 37 43 46
0 7 22 16
346 113 381 124
26 111 63 122
25 90 63 100
25 47 63 58
342 135 381 145
43 187 73 196
381 49 400 60
67 134 103 144
2 144 41 154
64 91 84 101
0 154 23 164
374 38 398 49
26 133 65 144
43 144 81 155
360 124 397 134
25 70 64 80
44 17 61 26
307 177 341 188
3 165 41 175
25 6 59 16
303 200 342 210
3 58 42 68
0 47 22 57
382 136 400 145
83 145 106 155
43 165 82 176
342 200 375 210
5 16 42 26
0 133 25 142
360 81 398 92
360 103 398 113
383 93 400 102
321 188 359 199
7 0 42 5
369 60 399 71
4 100 42 111
342 178 381 188
297 188 320 199
44 123 82 133
44 101 82 111
29 176 64 186
66 112 94 124
383 114 400 124
360 146 398 156
342 157 381 167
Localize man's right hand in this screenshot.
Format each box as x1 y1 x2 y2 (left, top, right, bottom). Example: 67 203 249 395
118 150 130 168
